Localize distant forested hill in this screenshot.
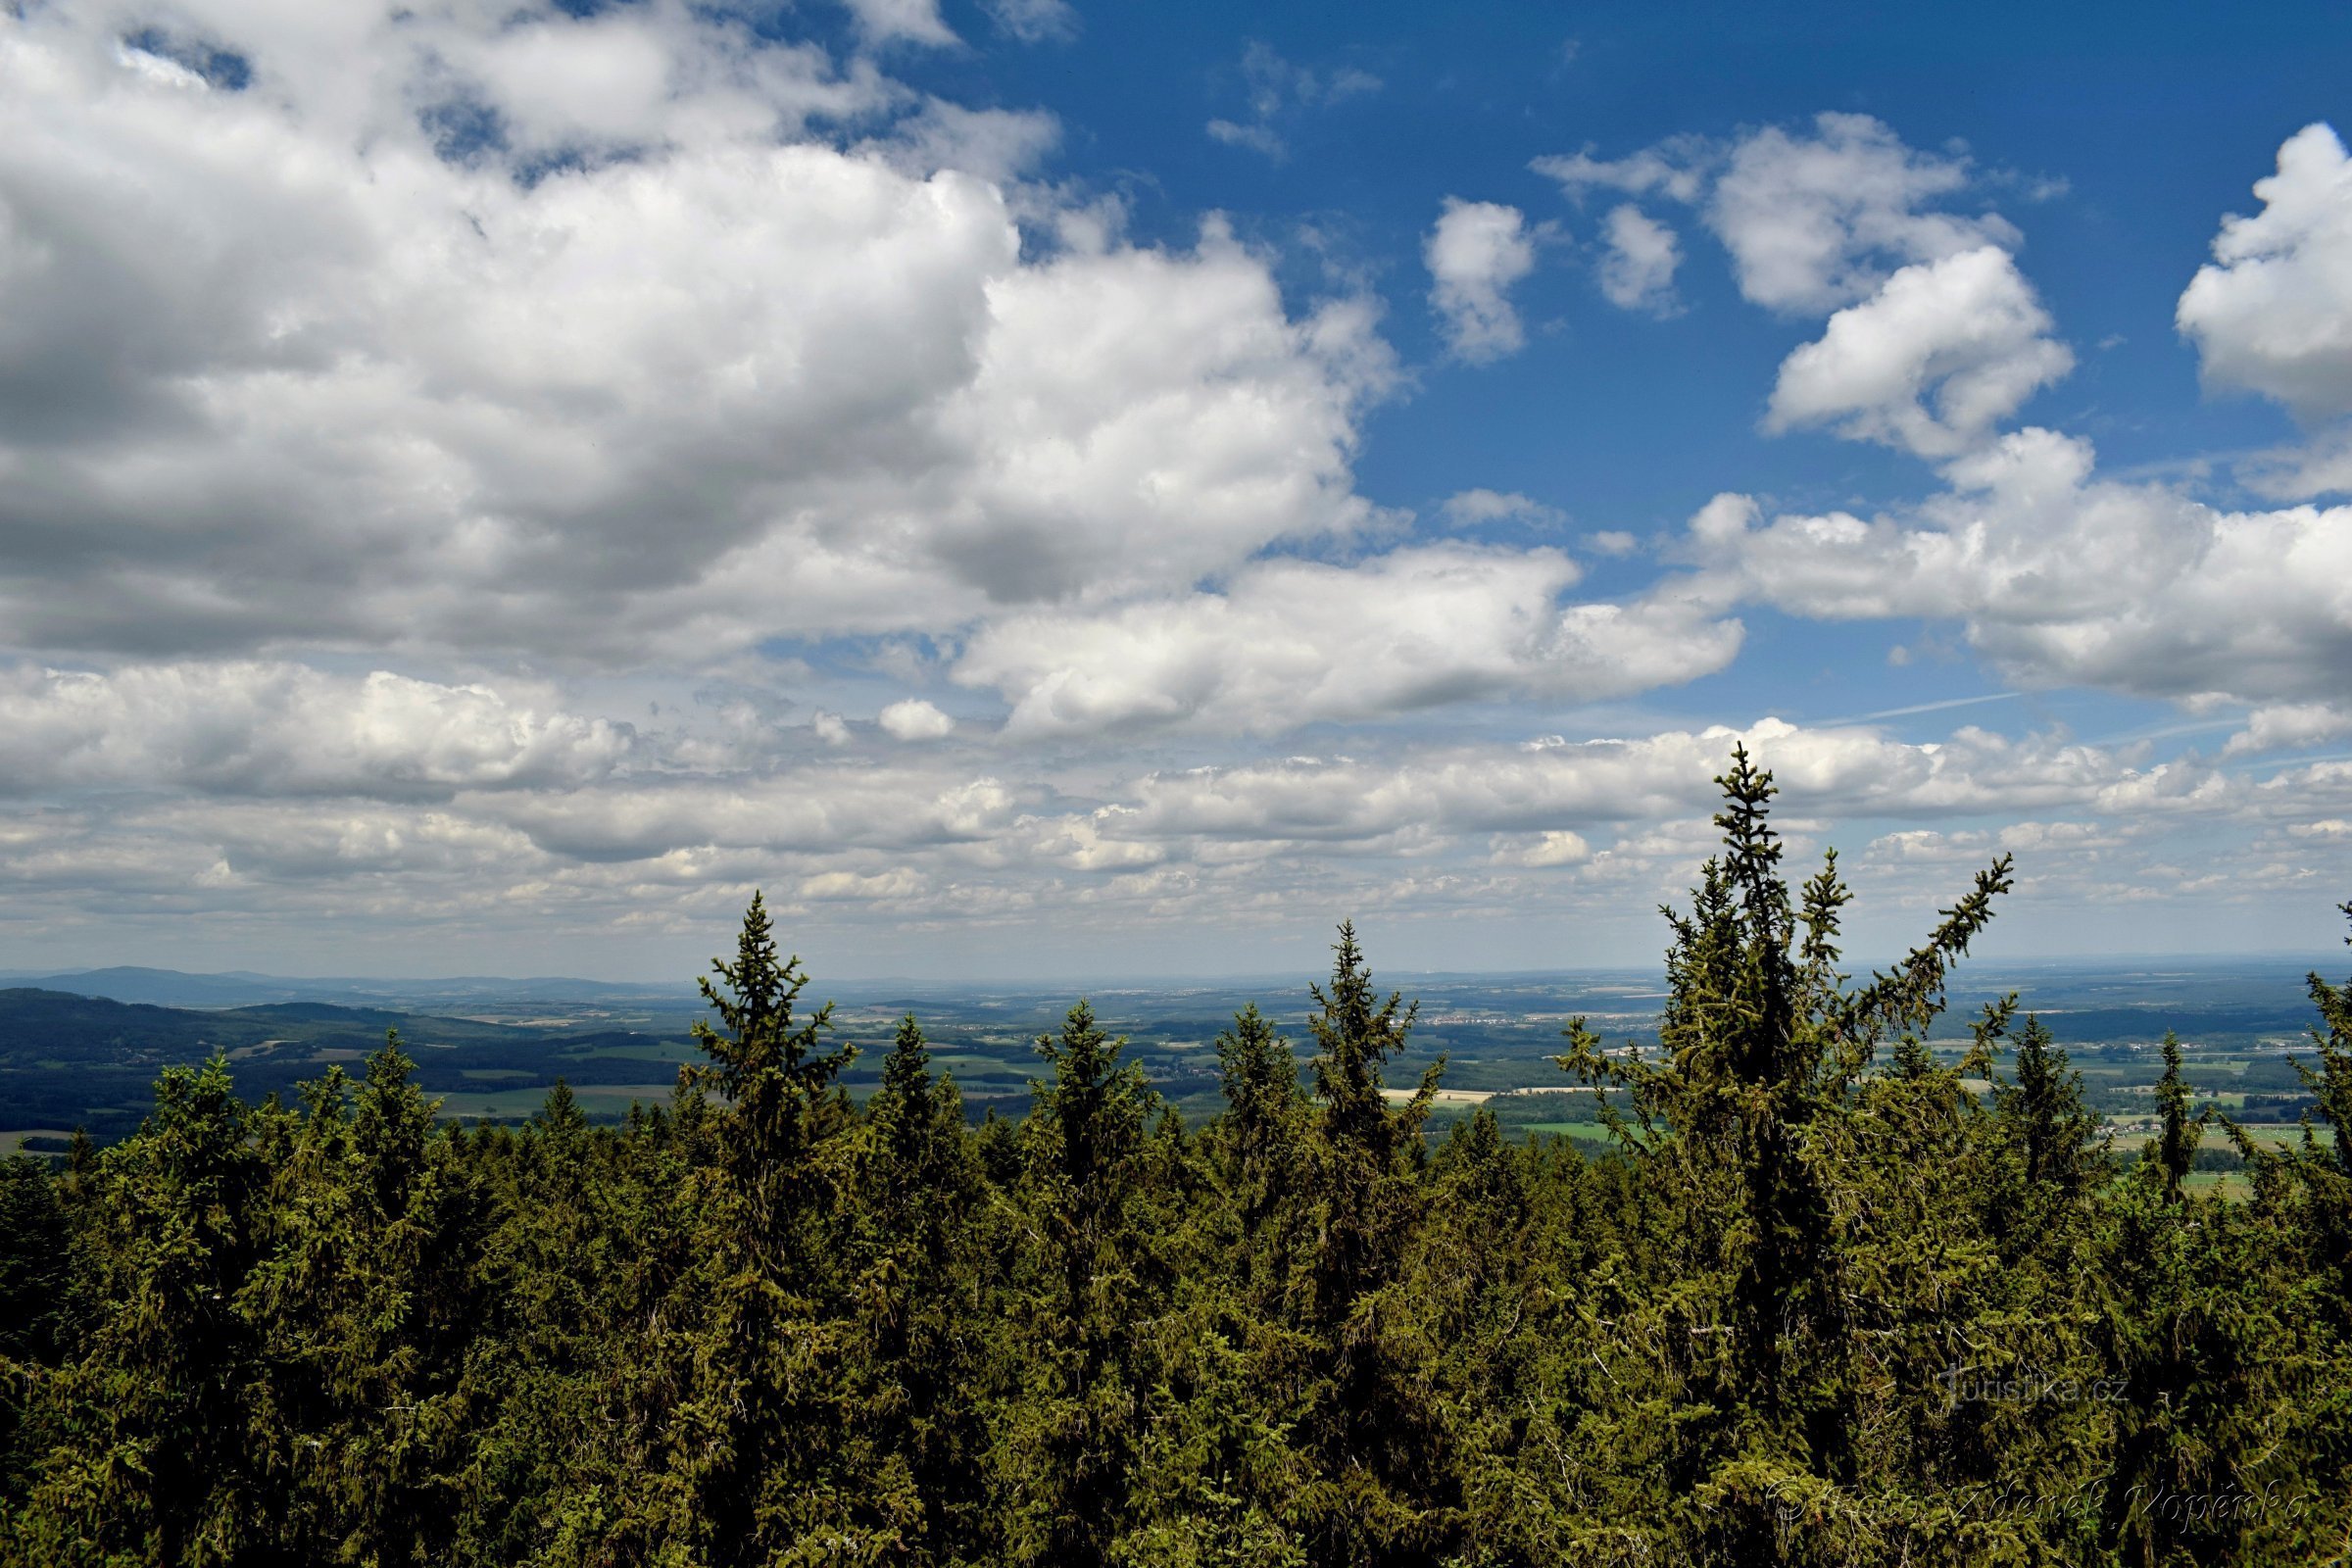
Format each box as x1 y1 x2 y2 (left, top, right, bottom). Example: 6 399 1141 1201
0 989 697 1141
0 988 235 1059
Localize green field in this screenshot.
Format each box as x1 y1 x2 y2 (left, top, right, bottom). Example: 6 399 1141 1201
433 1084 681 1122
2183 1170 2254 1200
2112 1121 2310 1152
1 1128 75 1156
1521 1120 1616 1143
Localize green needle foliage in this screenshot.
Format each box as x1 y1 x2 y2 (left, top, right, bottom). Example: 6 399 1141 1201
3 752 2347 1567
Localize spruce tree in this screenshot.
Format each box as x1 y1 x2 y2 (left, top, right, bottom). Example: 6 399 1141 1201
855 1015 991 1564
445 1079 624 1563
1999 1012 2101 1202
229 1035 482 1566
1556 745 2015 1564
2150 1029 2200 1200
6 1059 265 1567
661 892 877 1565
0 1155 68 1507
1296 922 1454 1568
1003 999 1158 1568
1211 1002 1310 1315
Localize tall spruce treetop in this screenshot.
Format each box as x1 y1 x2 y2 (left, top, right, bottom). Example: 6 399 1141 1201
864 1011 980 1277
1211 1002 1312 1328
353 1029 439 1219
1308 921 1433 1170
1987 1011 2107 1274
1215 1003 1306 1230
692 891 853 1238
1007 999 1159 1568
1028 998 1153 1242
867 1013 944 1200
2001 1013 2099 1196
669 894 877 1564
1555 745 2014 1553
2149 1029 2201 1202
1298 923 1456 1564
1304 921 1438 1330
2282 902 2352 1378
1219 1003 1303 1148
878 1014 936 1123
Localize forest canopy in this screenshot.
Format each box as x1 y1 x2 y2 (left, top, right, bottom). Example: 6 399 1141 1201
2 747 2348 1567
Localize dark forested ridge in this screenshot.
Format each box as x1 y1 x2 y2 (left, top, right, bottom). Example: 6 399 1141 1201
0 990 702 1145
3 750 2349 1566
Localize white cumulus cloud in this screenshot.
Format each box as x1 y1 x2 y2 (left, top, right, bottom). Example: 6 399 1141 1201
1426 198 1540 363
1766 246 2072 457
953 546 1741 736
1540 114 2023 318
1596 204 1683 315
1532 139 1709 206
0 663 630 799
0 3 1393 664
2223 703 2352 758
878 699 956 741
1706 112 2019 315
2179 122 2352 422
1686 427 2352 707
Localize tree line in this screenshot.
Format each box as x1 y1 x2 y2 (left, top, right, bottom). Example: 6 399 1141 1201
2 748 2348 1566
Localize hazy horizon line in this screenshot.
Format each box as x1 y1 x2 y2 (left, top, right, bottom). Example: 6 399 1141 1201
5 951 2345 995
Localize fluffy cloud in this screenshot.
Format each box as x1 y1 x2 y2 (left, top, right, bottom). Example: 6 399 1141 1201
150 803 544 883
1687 427 2352 705
2223 703 2352 758
0 3 1392 664
1493 829 1591 867
870 101 1062 182
0 663 629 798
1596 205 1682 315
2 38 2342 974
2236 426 2352 499
1705 113 2019 315
1425 198 1539 363
878 698 956 741
1539 114 2023 317
1543 115 2064 459
953 546 1741 735
1765 246 2072 457
2178 122 2352 422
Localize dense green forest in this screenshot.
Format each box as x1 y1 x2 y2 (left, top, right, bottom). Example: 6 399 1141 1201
2 750 2348 1567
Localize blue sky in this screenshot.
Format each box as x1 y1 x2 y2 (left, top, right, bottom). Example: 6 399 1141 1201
0 0 2348 978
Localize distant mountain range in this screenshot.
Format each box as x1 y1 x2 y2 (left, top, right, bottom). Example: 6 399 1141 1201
0 964 698 1011
9 948 2343 1015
